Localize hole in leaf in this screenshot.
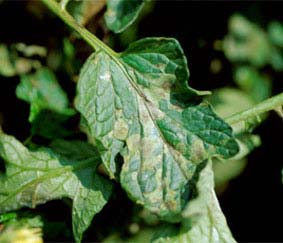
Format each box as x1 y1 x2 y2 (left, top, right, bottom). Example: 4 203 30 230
114 152 124 179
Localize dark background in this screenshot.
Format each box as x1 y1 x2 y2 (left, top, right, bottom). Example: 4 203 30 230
1 1 283 242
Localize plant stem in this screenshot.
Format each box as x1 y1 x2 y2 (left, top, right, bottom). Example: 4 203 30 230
41 0 283 127
225 93 283 124
23 135 33 146
41 0 117 57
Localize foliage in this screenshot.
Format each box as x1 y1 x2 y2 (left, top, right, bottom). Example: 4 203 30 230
75 37 238 221
0 1 283 242
0 213 43 243
223 14 283 70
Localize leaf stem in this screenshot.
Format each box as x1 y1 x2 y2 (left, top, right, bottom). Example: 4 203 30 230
225 93 283 124
23 135 33 146
40 0 283 128
41 0 117 57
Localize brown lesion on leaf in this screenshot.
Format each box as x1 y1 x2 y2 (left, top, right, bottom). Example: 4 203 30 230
127 134 141 152
162 80 173 90
166 199 178 212
156 63 166 70
113 119 128 140
144 99 165 120
164 189 179 211
141 137 159 159
190 139 207 164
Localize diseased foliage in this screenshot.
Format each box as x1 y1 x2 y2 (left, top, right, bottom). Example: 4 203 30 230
105 0 145 33
0 134 112 242
0 1 283 243
75 37 239 220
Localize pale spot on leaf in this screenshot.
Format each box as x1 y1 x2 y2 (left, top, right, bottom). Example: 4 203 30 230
113 119 128 140
99 72 111 81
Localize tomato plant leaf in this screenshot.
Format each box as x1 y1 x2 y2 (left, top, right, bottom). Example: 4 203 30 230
31 110 74 140
120 38 209 100
75 37 239 220
223 14 283 71
153 162 236 243
0 44 16 77
178 161 236 242
268 21 283 48
104 0 144 33
16 67 75 122
0 133 112 242
67 0 106 26
234 67 271 103
213 133 260 193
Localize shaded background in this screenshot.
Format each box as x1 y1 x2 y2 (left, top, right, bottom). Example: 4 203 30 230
0 1 283 242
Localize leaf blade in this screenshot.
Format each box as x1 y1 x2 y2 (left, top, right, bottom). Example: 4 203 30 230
75 37 239 219
104 0 144 33
16 67 75 122
178 162 236 243
0 134 112 242
152 162 236 243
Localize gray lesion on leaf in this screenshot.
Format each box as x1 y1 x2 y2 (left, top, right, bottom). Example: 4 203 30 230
76 38 239 219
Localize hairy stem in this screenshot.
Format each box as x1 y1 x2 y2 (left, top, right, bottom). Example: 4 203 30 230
41 0 117 57
225 93 283 124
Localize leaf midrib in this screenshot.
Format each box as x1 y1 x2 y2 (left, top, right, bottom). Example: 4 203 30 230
107 53 192 180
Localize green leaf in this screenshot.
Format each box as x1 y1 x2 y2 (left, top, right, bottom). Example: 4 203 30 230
207 87 262 191
0 212 17 223
151 224 179 242
206 88 256 118
268 21 283 48
105 0 144 33
1 213 43 229
223 14 271 67
75 37 239 219
31 110 74 139
0 133 112 242
0 214 44 243
67 0 106 26
213 134 260 192
0 43 46 77
16 67 75 122
206 87 262 134
223 14 283 71
0 225 43 243
14 43 47 58
104 228 156 243
234 67 271 103
0 44 16 77
179 162 236 242
153 162 236 243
